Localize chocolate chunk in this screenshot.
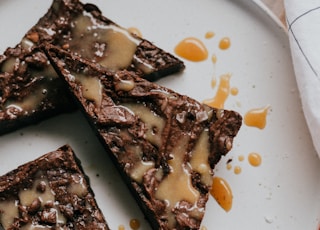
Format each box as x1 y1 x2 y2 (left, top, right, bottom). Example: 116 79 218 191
28 198 41 213
41 209 57 225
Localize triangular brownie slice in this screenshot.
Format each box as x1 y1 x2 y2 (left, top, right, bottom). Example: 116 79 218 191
45 45 242 230
0 0 184 134
0 145 109 229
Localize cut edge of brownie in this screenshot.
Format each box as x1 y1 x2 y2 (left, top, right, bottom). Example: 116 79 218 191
44 44 242 230
0 0 184 135
0 144 109 230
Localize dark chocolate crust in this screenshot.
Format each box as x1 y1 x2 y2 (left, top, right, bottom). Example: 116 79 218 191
45 45 242 230
0 145 109 230
0 0 184 135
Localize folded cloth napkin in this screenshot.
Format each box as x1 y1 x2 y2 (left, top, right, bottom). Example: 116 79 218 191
284 0 320 157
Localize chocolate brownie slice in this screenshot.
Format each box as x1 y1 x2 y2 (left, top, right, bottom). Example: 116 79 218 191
0 0 184 134
45 45 242 230
0 145 109 230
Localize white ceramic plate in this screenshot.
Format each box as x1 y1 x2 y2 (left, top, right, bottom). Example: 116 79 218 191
1 0 320 229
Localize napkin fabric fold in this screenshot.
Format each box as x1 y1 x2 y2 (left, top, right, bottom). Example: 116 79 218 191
284 0 320 157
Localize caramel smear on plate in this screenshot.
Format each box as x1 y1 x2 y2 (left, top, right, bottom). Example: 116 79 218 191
203 74 231 109
244 106 270 129
211 75 217 88
210 177 233 212
211 54 217 64
174 37 208 62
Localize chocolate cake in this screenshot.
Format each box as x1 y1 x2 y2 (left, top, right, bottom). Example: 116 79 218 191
0 0 184 135
45 45 242 230
0 145 109 230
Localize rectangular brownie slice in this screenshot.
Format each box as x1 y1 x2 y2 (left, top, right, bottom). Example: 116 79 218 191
0 144 109 230
0 0 184 135
45 45 242 230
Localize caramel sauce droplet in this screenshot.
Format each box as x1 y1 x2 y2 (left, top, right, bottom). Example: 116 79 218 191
205 31 215 39
244 106 270 129
201 226 208 230
230 87 239 96
211 75 217 88
203 74 231 109
118 225 125 230
219 37 231 50
129 218 140 230
174 37 208 62
210 177 233 212
128 27 142 37
238 155 244 162
234 166 242 175
248 152 262 167
226 163 232 170
211 54 217 64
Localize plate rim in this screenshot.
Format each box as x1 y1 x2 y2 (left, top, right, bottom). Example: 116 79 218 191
251 0 287 33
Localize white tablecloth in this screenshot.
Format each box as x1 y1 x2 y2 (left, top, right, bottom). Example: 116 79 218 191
284 0 320 157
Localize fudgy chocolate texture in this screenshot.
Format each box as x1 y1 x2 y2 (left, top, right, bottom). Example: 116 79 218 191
0 48 74 135
0 0 184 135
0 145 109 230
45 46 242 230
